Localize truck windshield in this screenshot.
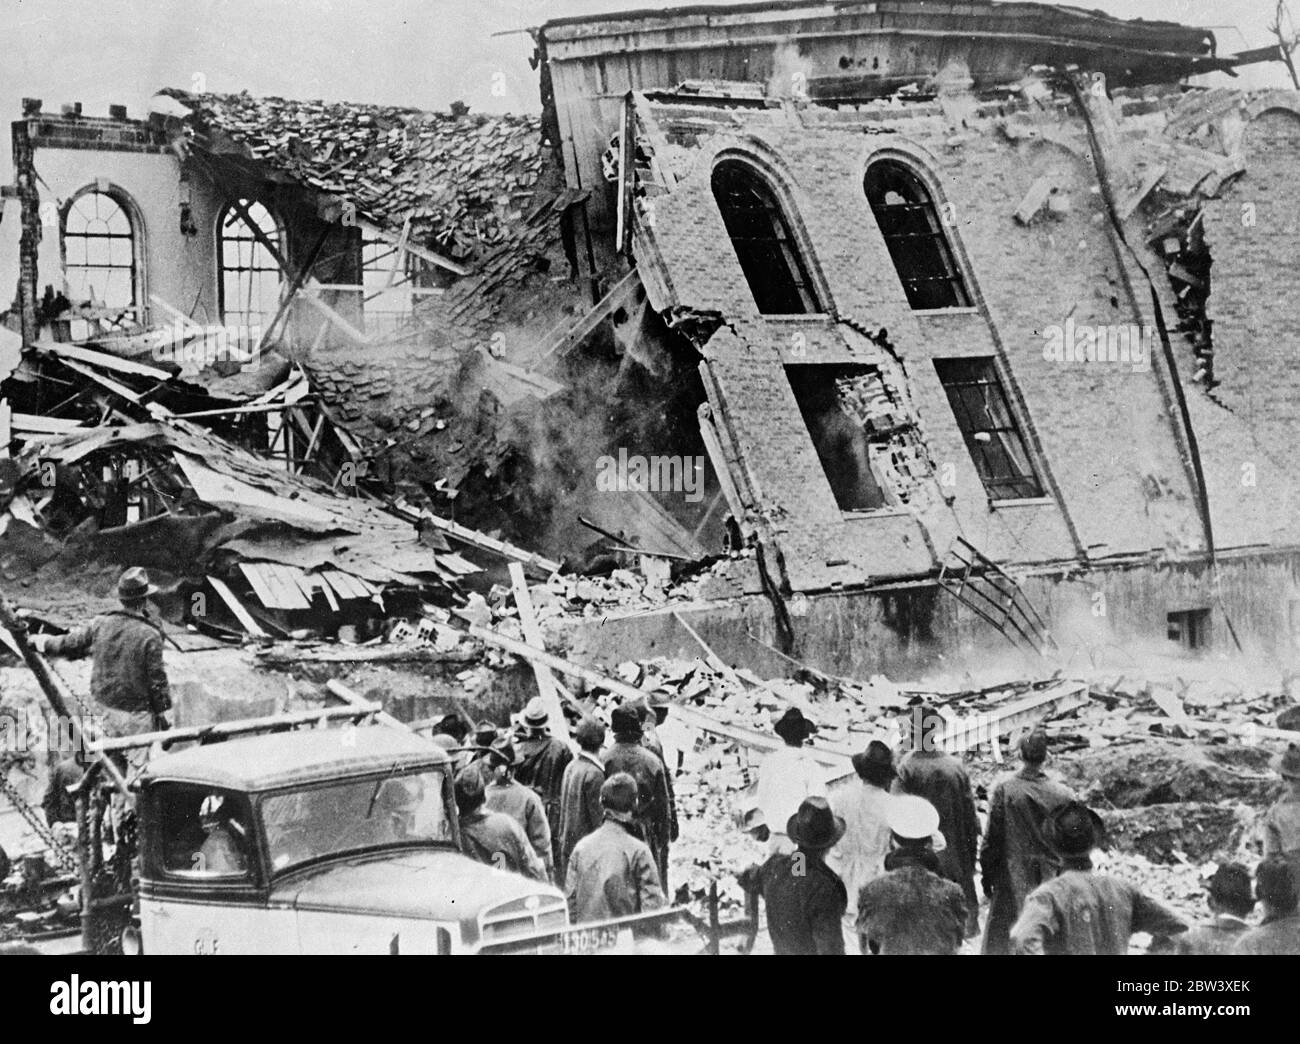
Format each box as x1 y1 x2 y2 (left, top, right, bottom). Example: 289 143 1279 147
262 771 452 873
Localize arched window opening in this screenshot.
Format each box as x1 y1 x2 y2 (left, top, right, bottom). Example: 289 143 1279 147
62 189 141 336
218 200 284 332
865 161 971 310
712 161 820 315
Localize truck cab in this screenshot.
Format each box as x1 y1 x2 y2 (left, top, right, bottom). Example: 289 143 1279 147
129 726 567 953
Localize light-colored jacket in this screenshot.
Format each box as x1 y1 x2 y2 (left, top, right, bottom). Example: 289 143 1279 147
828 782 894 917
565 818 664 924
756 745 826 840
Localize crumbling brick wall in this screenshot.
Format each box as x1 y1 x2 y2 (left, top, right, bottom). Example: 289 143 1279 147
638 96 1203 592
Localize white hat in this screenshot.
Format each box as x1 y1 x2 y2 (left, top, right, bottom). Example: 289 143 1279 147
888 795 940 840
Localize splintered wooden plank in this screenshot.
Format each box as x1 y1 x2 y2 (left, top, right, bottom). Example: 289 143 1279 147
435 553 480 576
239 563 311 610
208 576 268 637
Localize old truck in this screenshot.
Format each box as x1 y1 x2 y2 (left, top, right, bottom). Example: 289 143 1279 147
76 713 571 954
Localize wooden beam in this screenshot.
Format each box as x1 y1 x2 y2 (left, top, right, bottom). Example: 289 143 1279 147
697 404 745 522
534 267 643 364
354 217 469 276
386 500 562 574
299 289 370 345
207 575 268 637
508 562 568 740
91 702 382 753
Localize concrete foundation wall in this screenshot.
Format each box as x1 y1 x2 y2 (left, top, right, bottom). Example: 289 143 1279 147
554 551 1300 682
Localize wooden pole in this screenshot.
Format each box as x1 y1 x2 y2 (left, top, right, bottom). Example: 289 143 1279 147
508 562 568 740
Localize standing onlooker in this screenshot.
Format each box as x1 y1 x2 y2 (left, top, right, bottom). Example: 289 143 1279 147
1235 857 1300 955
558 717 607 879
513 697 573 871
1262 743 1300 891
565 773 665 923
602 705 675 892
1010 801 1187 954
483 740 554 882
856 795 968 955
455 768 545 881
756 707 826 855
1165 863 1255 955
746 797 847 955
893 703 981 936
828 741 895 942
979 728 1077 954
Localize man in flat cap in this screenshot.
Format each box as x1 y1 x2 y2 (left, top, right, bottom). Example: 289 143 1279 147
603 704 675 890
893 702 980 936
32 566 172 746
756 706 826 855
514 696 573 871
856 795 968 955
1010 801 1186 954
1163 862 1255 955
979 727 1077 954
566 772 665 924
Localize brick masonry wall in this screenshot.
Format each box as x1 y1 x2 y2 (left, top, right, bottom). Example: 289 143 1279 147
1190 103 1300 550
640 98 1247 592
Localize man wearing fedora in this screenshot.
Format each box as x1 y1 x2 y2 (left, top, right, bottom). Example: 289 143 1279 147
1161 862 1255 955
979 728 1077 955
32 566 172 741
893 702 981 937
1234 856 1300 955
514 696 573 871
565 772 665 924
1010 801 1186 954
747 796 848 955
857 794 968 955
828 740 896 943
1262 742 1300 892
603 704 675 891
756 707 827 855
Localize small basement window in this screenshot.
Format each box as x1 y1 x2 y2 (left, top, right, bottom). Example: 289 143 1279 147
1167 608 1211 651
787 364 903 511
865 160 971 310
934 357 1043 501
712 160 820 315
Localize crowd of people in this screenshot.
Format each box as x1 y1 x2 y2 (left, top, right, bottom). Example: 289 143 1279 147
21 565 1300 954
432 695 675 924
743 702 1300 955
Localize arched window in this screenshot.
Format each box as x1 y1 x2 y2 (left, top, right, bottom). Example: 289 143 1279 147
218 200 284 331
712 160 820 315
62 189 142 331
865 161 971 310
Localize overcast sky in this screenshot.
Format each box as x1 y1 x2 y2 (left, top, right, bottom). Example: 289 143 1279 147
0 0 1291 176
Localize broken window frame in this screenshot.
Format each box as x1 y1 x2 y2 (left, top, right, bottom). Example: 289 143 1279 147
1167 608 1211 651
60 186 145 337
354 235 447 335
786 363 899 514
865 159 972 311
711 159 822 316
217 199 286 336
933 357 1044 502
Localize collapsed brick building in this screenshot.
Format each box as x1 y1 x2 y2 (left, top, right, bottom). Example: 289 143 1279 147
3 0 1299 682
